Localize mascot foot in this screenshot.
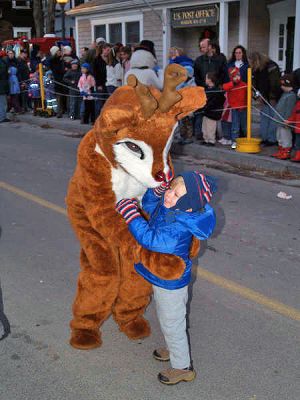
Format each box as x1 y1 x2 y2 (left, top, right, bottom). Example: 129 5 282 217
70 328 102 350
119 316 151 340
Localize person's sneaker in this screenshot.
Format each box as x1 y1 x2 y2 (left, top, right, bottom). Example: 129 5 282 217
0 118 11 123
231 141 237 149
153 348 170 362
206 142 215 146
158 366 196 385
218 138 227 145
70 115 75 120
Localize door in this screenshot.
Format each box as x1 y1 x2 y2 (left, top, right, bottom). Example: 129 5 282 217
285 16 295 73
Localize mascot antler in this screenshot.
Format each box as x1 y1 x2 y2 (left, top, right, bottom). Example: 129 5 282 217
159 64 187 112
127 75 158 119
127 64 187 119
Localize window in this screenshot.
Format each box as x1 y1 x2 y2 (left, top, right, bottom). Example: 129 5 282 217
13 27 32 39
92 16 141 46
126 21 140 45
278 23 285 62
12 0 31 9
94 25 106 41
109 23 122 44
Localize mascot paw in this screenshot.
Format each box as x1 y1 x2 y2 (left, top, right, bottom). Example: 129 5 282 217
120 316 151 340
70 329 102 350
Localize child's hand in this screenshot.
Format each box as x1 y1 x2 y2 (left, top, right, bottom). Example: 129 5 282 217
116 199 140 224
153 168 174 197
233 75 241 84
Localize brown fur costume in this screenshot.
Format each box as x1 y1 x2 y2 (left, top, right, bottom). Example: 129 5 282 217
66 64 206 350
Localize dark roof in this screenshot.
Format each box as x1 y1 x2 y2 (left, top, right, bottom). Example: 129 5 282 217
73 0 134 10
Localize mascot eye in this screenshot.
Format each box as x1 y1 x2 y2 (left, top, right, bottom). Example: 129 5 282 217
123 141 145 159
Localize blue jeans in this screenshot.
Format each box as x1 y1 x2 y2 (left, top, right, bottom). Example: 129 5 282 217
232 109 247 140
0 94 7 121
294 134 300 151
69 90 81 118
193 111 203 138
221 121 232 140
260 104 277 143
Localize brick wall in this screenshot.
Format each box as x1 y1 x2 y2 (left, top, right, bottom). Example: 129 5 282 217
77 19 92 50
143 10 163 65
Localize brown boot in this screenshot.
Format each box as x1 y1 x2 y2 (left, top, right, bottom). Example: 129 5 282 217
158 367 196 385
119 316 151 340
153 348 170 361
70 328 102 350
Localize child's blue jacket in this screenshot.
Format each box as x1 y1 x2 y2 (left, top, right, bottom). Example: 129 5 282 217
128 189 216 290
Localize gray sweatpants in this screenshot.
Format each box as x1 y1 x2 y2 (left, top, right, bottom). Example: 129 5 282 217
153 285 190 369
276 126 293 148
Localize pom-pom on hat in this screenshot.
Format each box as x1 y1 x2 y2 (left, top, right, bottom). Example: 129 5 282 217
280 73 294 87
170 171 217 212
228 67 240 78
50 46 60 56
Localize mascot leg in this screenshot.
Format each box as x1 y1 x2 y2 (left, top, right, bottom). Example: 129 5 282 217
113 247 152 340
68 206 120 350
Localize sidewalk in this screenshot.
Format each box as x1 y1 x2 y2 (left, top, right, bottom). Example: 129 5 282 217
11 112 300 177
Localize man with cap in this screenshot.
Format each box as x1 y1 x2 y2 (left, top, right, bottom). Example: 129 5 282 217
116 171 217 385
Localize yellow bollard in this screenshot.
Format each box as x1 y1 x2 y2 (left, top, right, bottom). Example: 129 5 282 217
38 63 45 111
236 67 261 153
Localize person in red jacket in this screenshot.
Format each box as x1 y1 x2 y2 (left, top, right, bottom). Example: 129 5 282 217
285 90 300 162
223 67 247 149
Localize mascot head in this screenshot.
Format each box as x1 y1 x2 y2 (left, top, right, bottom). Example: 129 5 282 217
94 64 206 188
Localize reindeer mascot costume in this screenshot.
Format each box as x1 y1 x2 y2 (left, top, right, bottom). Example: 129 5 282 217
66 64 206 350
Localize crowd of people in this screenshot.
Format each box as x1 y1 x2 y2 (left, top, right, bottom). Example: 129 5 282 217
0 36 300 162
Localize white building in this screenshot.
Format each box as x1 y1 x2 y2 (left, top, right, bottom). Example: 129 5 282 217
67 0 300 71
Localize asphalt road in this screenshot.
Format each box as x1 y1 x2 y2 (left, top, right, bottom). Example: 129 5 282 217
0 120 299 400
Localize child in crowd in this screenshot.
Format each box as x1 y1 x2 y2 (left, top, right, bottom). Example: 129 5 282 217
116 171 216 385
43 70 58 114
177 65 196 145
63 59 81 119
8 66 21 113
271 74 296 160
28 71 41 115
202 72 225 146
284 88 300 162
223 67 247 149
78 62 96 124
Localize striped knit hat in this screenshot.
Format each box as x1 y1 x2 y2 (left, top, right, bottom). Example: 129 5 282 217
170 171 217 212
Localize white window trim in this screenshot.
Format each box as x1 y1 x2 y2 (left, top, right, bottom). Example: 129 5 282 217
12 0 31 9
13 27 32 39
91 13 143 44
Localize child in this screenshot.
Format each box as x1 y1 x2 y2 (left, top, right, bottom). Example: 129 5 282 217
28 72 41 115
8 66 21 113
116 171 216 385
285 89 300 162
43 70 58 114
78 62 96 124
63 59 81 119
223 67 247 149
177 65 196 145
202 72 225 146
271 74 297 160
119 46 131 84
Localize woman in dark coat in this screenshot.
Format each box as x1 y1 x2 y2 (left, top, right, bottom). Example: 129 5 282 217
0 51 9 122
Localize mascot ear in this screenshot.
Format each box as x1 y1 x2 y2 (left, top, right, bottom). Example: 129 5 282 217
95 105 136 137
175 86 207 120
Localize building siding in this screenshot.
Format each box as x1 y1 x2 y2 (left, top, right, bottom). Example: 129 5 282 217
77 19 92 50
143 10 163 65
248 0 270 54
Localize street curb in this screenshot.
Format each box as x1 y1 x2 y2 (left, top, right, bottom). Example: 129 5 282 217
172 142 300 177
